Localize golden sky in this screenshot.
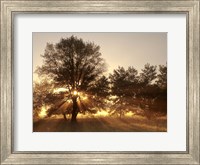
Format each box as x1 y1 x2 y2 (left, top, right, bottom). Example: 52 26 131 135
33 32 167 81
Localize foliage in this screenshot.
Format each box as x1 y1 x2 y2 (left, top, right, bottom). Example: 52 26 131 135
156 64 167 90
139 63 157 86
33 80 63 119
88 75 110 97
36 36 107 91
109 66 138 97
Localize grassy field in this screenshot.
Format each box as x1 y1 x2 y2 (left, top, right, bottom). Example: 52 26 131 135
33 115 167 132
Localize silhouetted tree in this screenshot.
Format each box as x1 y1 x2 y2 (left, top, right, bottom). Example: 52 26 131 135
137 63 167 117
157 64 167 90
109 66 139 117
139 63 157 86
109 66 138 97
36 36 107 122
109 63 167 118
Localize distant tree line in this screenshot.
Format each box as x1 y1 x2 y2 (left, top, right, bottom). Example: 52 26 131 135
108 63 167 118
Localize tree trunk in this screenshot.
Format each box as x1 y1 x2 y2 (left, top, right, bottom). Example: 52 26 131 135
71 97 78 123
119 110 122 118
63 113 67 120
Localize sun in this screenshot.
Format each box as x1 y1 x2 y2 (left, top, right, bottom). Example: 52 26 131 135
73 90 78 96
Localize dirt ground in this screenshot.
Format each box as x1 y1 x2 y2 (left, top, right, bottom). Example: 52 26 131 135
33 116 167 132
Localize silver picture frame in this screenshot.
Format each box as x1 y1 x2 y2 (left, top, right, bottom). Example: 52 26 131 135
1 0 199 164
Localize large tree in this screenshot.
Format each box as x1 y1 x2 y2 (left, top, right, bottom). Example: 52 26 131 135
139 63 157 86
36 36 107 122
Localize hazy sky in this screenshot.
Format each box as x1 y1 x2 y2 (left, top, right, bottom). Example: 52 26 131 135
33 32 167 80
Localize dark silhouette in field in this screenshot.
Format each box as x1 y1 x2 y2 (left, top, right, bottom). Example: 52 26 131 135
33 35 167 131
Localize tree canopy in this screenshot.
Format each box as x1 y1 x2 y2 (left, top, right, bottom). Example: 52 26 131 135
36 36 107 122
139 63 157 85
37 35 107 92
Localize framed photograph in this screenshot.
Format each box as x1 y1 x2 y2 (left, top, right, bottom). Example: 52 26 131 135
1 0 199 164
33 32 167 132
